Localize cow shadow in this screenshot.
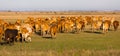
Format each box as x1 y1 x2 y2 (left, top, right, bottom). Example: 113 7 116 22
42 35 53 39
94 32 103 34
35 31 41 36
84 31 103 34
0 42 6 45
42 36 52 39
0 42 14 46
35 31 54 39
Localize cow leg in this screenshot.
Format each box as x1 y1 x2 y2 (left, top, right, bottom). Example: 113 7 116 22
21 34 25 42
9 37 15 45
54 33 56 37
25 36 31 42
76 28 80 33
51 33 56 39
12 38 15 45
22 37 25 42
41 30 43 36
27 37 31 42
42 31 46 36
0 35 2 43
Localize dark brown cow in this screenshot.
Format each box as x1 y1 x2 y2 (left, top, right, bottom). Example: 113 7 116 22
4 29 18 45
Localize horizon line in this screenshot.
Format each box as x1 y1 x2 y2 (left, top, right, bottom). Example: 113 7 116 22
0 10 120 12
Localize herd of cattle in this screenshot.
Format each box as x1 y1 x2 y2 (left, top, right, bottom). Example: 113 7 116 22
0 15 119 45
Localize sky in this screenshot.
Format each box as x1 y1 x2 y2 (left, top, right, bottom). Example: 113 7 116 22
0 0 120 11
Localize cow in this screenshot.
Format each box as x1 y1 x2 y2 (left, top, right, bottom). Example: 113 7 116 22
15 19 22 25
34 21 41 32
50 24 58 38
57 19 65 33
3 21 9 31
64 22 71 32
113 20 119 31
20 27 31 42
4 29 18 45
7 23 16 29
103 16 115 29
64 20 74 33
91 20 102 32
84 16 92 25
102 20 111 33
40 21 50 36
0 19 5 26
74 21 85 33
0 27 4 42
24 17 35 29
20 24 33 42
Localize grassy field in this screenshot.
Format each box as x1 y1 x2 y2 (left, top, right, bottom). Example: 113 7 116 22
0 31 120 56
0 11 120 56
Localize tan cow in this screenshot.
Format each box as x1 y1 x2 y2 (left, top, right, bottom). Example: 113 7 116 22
34 21 41 32
7 23 16 29
64 22 71 33
15 20 21 31
91 20 103 32
0 26 4 42
40 21 50 36
84 16 92 25
103 16 115 29
64 19 74 33
74 20 85 33
102 20 111 33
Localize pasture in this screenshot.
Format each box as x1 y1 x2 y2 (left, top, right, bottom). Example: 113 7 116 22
0 11 120 56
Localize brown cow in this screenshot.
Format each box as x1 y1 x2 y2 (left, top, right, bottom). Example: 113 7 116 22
50 24 58 38
113 20 119 31
57 19 65 33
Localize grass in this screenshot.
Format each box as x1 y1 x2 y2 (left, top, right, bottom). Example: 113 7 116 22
0 30 120 56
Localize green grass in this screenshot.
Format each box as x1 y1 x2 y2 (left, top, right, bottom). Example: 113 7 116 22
0 30 120 56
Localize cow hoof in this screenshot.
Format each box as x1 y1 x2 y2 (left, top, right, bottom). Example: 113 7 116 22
0 43 3 45
52 37 56 39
